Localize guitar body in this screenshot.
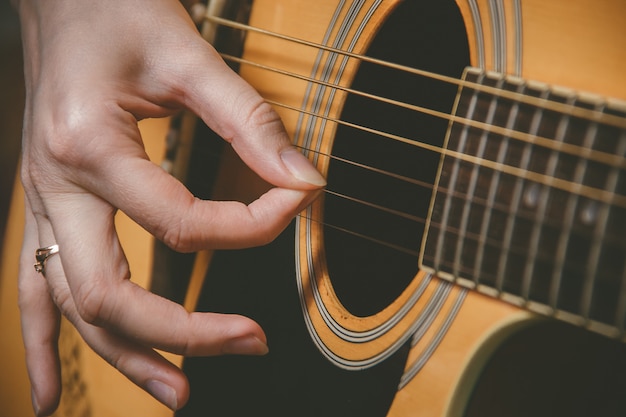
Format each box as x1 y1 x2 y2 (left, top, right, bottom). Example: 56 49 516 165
175 0 626 416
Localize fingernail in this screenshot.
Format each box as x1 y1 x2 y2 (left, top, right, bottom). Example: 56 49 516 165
280 148 326 187
146 380 178 411
222 336 269 355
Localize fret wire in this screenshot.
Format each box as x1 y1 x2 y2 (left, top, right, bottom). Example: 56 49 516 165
207 14 626 130
521 95 575 301
222 52 626 170
435 249 561 296
435 73 482 275
548 102 600 309
580 129 626 320
473 82 524 284
616 262 626 332
434 248 622 338
495 86 548 291
453 76 505 284
222 45 626 206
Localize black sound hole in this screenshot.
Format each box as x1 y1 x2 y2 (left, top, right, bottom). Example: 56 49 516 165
324 0 470 317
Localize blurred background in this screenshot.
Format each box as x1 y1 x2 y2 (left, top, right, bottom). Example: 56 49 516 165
0 3 30 416
0 2 24 255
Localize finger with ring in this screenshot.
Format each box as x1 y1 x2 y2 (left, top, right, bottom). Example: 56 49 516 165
34 244 59 274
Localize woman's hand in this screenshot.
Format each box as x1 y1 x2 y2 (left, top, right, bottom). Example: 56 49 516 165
15 0 325 414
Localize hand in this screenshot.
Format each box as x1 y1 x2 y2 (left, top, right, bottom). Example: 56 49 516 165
15 0 325 414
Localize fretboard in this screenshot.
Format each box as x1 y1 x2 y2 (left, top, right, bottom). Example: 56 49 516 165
420 68 626 339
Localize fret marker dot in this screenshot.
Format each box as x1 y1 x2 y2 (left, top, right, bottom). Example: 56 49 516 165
580 200 599 225
524 183 540 208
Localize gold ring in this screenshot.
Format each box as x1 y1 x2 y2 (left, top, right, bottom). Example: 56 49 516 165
34 244 59 274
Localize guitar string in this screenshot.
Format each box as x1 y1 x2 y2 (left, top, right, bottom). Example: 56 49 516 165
296 145 625 249
200 14 626 230
206 51 626 234
270 97 626 208
172 55 626 252
206 14 626 130
178 140 624 272
296 206 608 282
215 50 626 207
203 19 626 206
301 202 623 324
221 52 626 172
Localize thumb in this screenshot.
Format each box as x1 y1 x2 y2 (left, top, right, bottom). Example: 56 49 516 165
177 46 326 190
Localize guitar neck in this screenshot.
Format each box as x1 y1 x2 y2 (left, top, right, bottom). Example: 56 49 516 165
421 68 626 338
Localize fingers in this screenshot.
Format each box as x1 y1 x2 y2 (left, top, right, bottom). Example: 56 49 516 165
23 191 271 413
80 326 190 412
39 256 192 411
18 201 61 416
42 192 269 355
43 251 192 411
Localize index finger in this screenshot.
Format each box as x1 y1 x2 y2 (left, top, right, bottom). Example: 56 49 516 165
155 44 326 190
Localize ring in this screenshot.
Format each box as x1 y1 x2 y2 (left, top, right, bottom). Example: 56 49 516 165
34 244 59 274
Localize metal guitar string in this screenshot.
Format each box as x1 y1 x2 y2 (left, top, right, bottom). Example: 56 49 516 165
294 147 626 248
192 14 626 263
213 50 626 208
221 52 626 172
207 15 626 131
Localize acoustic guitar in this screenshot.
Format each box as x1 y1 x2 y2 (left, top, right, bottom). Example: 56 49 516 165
150 0 626 416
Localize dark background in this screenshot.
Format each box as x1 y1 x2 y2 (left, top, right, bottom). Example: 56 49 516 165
0 3 24 256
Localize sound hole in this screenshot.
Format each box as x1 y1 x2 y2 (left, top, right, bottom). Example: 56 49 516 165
324 0 470 317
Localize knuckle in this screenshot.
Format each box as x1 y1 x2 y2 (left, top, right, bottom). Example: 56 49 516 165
44 131 81 167
106 350 124 373
163 43 221 97
178 328 194 356
23 104 105 190
243 99 282 133
37 100 120 169
161 219 195 253
159 196 205 252
72 279 107 325
44 109 93 166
